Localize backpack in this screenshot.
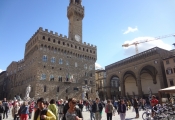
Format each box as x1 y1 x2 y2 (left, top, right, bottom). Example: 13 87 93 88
4 102 9 110
34 108 48 120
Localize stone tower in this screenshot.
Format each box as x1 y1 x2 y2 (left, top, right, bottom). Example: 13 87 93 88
5 0 97 101
67 0 84 42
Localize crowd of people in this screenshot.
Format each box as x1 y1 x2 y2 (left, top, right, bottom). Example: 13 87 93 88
0 95 161 120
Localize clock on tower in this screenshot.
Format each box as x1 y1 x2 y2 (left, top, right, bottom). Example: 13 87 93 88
67 0 84 43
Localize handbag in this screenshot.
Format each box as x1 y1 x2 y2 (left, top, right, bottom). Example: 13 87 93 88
105 105 108 113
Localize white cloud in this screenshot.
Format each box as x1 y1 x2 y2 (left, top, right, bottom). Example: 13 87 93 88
0 69 4 73
123 37 172 56
123 26 138 34
95 63 104 70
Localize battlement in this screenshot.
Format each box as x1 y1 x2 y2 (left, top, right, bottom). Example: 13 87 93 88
38 27 96 49
17 59 25 64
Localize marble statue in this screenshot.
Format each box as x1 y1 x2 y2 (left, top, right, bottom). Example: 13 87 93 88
25 85 31 98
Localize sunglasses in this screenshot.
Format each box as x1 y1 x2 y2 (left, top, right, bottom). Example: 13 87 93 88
72 101 76 104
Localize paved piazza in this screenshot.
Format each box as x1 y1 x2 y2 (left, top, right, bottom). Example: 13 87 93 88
7 107 144 120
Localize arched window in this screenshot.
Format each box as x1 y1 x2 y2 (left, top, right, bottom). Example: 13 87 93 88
66 61 69 65
85 80 88 84
48 38 50 41
89 65 92 70
59 59 63 64
50 75 54 81
42 36 45 40
42 55 47 62
44 85 47 92
57 87 59 92
166 68 173 75
75 62 78 67
51 57 56 63
111 77 119 87
85 72 87 77
41 73 46 80
58 76 62 82
66 73 70 82
84 64 87 69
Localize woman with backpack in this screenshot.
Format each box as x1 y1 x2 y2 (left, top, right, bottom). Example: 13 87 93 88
48 99 58 120
105 99 114 120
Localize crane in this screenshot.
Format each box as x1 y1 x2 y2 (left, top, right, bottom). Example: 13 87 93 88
122 34 175 54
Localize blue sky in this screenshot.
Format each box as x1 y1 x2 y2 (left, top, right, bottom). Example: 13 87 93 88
0 0 175 71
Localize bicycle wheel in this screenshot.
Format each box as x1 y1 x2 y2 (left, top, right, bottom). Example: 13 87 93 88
142 112 150 120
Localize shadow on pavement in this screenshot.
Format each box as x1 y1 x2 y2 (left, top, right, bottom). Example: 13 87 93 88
125 118 136 120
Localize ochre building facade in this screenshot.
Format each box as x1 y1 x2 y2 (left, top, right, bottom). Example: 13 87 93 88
5 0 97 101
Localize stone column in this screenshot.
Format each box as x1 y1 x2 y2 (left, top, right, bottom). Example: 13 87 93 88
120 81 125 98
137 76 143 97
157 74 164 89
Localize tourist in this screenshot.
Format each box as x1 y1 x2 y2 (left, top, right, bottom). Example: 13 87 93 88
113 100 118 110
65 98 83 120
118 99 126 120
150 95 158 117
78 100 83 112
2 98 9 119
0 101 5 120
12 102 20 120
133 98 139 118
105 99 114 120
58 99 64 120
19 101 29 120
89 101 95 120
29 102 34 119
62 98 72 120
92 98 103 120
33 97 56 120
48 99 58 120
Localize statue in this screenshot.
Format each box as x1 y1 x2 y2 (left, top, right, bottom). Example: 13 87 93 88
25 85 31 98
148 87 152 101
82 92 86 100
96 91 99 98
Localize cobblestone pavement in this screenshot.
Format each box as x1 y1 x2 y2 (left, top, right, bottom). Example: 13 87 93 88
7 107 145 120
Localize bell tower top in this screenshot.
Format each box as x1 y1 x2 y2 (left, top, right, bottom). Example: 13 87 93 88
70 0 81 5
67 0 84 43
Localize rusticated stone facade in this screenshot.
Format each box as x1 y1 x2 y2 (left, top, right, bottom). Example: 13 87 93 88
5 0 97 101
105 47 174 99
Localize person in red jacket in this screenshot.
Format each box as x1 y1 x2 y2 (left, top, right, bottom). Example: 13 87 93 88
29 102 34 119
150 95 158 117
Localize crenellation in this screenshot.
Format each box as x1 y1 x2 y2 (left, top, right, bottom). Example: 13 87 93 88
45 29 48 32
60 34 63 37
50 31 53 34
55 32 58 36
84 42 86 45
64 35 67 38
39 27 43 31
87 43 90 46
